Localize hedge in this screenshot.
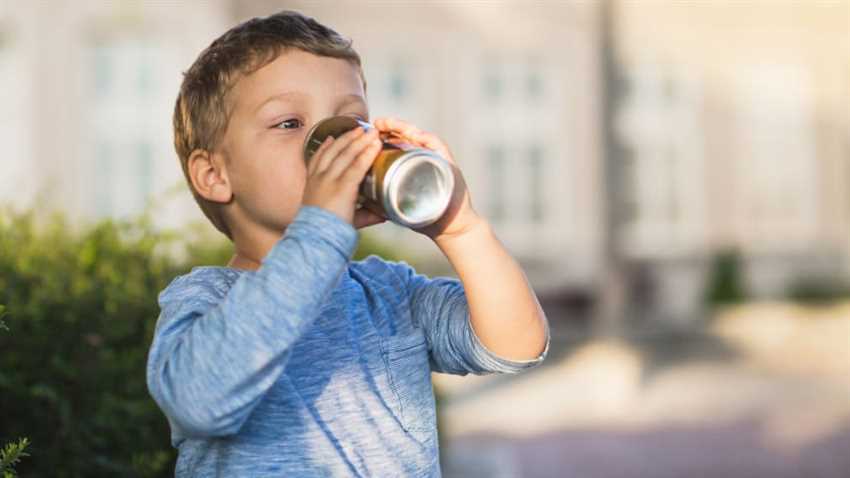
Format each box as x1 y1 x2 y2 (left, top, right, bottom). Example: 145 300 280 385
0 209 401 477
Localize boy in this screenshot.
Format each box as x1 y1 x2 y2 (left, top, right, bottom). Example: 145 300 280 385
146 10 549 477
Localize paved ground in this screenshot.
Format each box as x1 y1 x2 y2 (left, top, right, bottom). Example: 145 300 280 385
443 421 850 478
435 303 850 477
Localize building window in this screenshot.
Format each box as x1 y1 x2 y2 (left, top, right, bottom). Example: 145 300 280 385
526 60 544 101
528 146 544 223
488 145 506 222
91 42 159 100
85 38 165 220
137 141 153 209
94 142 113 217
617 64 705 254
735 63 816 242
388 60 408 101
619 152 639 225
483 60 502 101
92 46 112 98
137 50 153 98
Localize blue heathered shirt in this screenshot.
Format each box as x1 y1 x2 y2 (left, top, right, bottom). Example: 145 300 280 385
146 206 550 477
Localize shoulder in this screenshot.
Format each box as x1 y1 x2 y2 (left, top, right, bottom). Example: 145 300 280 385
349 254 416 285
348 255 420 307
158 266 243 310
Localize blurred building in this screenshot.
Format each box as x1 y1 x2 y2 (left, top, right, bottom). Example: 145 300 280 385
2 0 848 325
611 0 850 322
0 0 228 230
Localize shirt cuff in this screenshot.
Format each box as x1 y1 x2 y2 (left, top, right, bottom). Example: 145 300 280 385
281 205 358 259
467 314 551 374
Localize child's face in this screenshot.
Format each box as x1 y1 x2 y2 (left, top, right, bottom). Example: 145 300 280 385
217 49 368 236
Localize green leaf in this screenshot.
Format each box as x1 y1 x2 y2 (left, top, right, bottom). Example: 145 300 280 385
0 438 30 477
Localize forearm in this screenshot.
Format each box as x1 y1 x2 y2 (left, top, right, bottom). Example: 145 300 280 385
434 219 548 361
147 206 357 436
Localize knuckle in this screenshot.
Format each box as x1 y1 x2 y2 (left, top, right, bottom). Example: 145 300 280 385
354 131 376 147
344 138 372 158
343 127 365 140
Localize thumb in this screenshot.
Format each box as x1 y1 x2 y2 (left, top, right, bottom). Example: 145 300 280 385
353 206 387 229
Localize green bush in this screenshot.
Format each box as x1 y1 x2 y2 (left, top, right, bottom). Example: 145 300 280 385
704 248 749 310
0 209 401 477
786 277 850 305
1 306 30 478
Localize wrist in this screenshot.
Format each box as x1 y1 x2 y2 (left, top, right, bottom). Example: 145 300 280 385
288 205 358 257
433 216 493 251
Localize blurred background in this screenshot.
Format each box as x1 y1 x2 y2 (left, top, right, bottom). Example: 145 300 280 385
1 0 849 476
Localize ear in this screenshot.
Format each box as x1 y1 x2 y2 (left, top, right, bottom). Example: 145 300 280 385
187 149 233 204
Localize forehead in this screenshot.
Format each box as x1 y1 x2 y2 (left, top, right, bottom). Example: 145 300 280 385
230 49 365 114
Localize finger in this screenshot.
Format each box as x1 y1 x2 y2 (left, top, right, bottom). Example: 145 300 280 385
374 117 452 160
353 206 386 229
314 126 364 173
383 130 448 157
328 129 381 179
411 131 453 164
306 136 334 174
314 127 365 173
340 138 382 186
373 117 422 142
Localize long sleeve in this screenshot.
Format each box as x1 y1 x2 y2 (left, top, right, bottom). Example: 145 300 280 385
372 257 550 376
145 206 357 439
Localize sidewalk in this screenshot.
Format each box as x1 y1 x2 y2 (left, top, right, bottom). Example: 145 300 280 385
436 303 850 477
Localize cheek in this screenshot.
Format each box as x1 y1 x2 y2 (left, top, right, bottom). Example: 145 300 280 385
229 132 307 206
263 151 308 203
242 140 302 183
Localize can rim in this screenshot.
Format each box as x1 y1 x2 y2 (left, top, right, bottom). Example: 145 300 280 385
382 151 455 228
302 115 366 163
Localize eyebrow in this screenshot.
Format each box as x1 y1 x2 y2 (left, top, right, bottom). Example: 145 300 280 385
255 91 367 114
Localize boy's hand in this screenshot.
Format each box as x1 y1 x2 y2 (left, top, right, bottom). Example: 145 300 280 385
372 117 484 242
301 126 387 229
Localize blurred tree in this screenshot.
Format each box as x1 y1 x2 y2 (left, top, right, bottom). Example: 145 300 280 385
0 209 403 477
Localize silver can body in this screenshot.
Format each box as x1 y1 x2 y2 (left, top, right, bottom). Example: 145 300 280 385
303 116 454 229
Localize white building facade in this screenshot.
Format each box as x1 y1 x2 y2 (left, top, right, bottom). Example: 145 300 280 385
3 1 849 325
0 0 229 230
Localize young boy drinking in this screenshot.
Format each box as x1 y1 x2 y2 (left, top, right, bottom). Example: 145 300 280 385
146 10 549 477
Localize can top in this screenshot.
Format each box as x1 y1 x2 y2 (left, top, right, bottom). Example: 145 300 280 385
303 115 370 163
383 151 454 228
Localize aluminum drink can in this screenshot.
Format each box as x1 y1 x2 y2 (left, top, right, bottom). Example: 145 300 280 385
303 115 454 229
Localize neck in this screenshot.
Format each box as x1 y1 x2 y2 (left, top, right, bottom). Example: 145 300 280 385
226 222 286 271
227 252 263 271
